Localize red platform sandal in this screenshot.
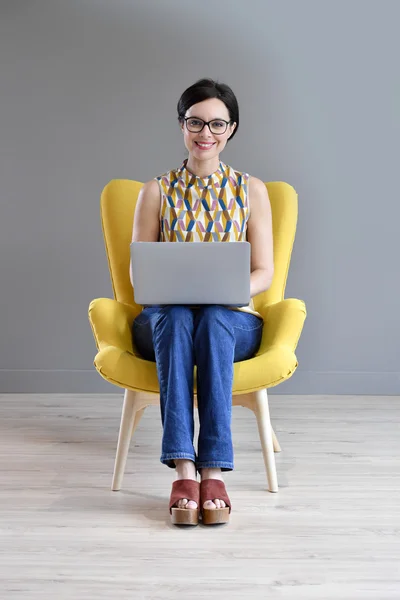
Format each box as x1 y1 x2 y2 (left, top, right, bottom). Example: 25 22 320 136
169 480 200 526
200 479 231 525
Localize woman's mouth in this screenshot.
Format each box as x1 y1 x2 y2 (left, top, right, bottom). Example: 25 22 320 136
194 142 216 150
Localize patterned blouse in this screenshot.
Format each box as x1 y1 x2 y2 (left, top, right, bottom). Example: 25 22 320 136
155 159 261 317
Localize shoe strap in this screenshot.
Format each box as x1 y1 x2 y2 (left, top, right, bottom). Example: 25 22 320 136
200 479 231 513
169 479 200 513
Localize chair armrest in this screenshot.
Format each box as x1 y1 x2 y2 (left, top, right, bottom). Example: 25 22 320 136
256 298 307 356
88 298 142 354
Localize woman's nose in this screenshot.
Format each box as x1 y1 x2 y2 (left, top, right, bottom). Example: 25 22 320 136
199 124 213 137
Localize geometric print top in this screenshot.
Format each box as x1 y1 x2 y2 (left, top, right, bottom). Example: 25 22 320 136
154 159 261 318
156 159 250 243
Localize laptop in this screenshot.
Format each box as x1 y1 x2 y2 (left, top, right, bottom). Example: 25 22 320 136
130 241 251 307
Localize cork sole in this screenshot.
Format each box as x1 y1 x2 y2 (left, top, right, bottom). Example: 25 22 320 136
170 507 199 526
202 507 230 525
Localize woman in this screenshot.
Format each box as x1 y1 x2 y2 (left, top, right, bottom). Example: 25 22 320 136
130 78 274 526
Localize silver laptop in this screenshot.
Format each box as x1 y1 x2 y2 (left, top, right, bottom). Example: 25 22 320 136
130 242 251 307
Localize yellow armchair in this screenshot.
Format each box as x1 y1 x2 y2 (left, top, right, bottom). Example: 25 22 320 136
88 179 306 492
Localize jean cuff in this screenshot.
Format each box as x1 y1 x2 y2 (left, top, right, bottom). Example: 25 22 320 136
160 452 197 469
195 461 234 472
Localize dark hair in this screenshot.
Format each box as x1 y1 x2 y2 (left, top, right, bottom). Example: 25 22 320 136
177 78 239 141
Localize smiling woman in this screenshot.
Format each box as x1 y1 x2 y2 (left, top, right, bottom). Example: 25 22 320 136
130 78 274 526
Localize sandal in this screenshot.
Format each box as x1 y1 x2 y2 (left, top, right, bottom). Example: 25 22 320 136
200 479 231 525
169 480 200 526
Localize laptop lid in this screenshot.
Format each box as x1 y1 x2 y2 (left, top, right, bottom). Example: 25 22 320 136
130 242 251 307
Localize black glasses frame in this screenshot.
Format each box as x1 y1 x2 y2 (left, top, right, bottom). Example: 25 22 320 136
183 117 232 135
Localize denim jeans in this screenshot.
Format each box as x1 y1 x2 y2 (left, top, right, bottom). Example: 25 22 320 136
132 305 263 471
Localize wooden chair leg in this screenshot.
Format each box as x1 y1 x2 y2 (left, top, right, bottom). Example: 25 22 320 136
272 427 282 453
111 389 141 491
132 408 145 438
253 389 278 492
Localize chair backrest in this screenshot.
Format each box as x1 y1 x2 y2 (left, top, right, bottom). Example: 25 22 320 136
100 179 298 312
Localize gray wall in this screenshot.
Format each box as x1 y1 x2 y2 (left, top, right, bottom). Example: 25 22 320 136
1 0 399 394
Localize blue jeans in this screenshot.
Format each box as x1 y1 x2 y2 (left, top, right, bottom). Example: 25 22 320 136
132 305 263 471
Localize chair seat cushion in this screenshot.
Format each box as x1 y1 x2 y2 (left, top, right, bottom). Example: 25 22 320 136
93 344 298 394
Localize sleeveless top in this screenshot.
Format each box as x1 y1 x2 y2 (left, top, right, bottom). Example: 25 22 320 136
154 159 262 318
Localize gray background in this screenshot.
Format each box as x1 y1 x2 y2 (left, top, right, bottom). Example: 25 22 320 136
1 0 399 394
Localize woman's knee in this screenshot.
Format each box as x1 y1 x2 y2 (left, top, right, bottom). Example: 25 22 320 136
154 305 194 332
194 305 234 339
195 305 231 326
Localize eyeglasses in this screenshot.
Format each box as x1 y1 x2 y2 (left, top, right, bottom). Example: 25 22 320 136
184 117 232 135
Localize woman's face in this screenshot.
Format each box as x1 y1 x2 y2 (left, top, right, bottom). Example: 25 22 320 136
181 98 236 161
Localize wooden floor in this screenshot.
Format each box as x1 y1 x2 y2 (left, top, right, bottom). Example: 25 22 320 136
0 394 399 599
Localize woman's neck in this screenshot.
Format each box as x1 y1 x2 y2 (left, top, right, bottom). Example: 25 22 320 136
185 156 220 178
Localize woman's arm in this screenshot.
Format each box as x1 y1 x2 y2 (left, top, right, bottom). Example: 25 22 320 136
130 180 161 286
247 176 274 298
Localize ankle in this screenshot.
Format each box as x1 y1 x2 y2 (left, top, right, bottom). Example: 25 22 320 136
174 459 197 481
200 467 224 481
